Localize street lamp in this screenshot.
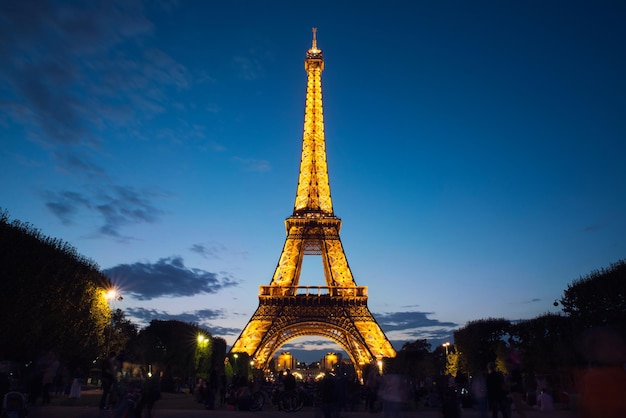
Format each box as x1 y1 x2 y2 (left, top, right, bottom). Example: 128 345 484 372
105 288 122 355
442 342 450 356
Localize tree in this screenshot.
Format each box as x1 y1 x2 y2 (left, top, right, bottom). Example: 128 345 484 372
105 308 139 356
397 339 435 381
509 313 577 374
559 259 626 337
445 349 461 378
0 209 112 365
453 318 511 375
127 319 212 391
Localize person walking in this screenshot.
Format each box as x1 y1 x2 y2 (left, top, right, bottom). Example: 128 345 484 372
136 370 162 418
68 366 84 398
99 351 117 410
41 351 59 405
506 356 527 418
486 362 509 418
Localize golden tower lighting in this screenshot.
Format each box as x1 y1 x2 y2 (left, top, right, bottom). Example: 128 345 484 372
230 28 395 373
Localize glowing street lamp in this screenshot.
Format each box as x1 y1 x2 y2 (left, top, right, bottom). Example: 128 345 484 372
442 342 450 356
104 288 122 355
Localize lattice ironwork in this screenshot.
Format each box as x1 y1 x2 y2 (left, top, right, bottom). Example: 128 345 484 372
230 29 395 371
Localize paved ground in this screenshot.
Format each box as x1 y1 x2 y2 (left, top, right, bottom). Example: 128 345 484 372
18 389 580 418
25 405 580 418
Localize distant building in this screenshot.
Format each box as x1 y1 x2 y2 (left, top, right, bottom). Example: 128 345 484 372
276 351 296 371
321 352 342 371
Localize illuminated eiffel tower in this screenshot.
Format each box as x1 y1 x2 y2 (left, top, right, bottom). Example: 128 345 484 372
230 29 396 370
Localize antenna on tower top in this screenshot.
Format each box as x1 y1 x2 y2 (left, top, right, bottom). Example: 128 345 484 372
312 27 318 50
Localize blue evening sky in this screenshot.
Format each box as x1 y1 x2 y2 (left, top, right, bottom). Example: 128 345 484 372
1 0 625 361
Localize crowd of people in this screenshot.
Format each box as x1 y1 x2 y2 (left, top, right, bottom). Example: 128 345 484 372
6 345 624 418
97 350 163 418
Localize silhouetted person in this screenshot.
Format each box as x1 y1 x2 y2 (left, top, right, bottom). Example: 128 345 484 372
99 351 116 410
283 369 296 391
206 366 219 410
319 372 337 418
506 355 526 418
486 362 509 418
471 371 489 418
365 367 380 412
0 372 10 401
441 386 461 418
136 371 162 418
41 351 59 405
378 361 408 418
535 388 554 411
69 366 84 398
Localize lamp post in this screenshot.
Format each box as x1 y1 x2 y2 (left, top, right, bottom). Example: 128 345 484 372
442 342 450 356
197 334 208 378
105 288 122 355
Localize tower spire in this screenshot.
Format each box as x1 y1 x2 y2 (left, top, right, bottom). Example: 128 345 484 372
297 27 328 214
311 27 318 51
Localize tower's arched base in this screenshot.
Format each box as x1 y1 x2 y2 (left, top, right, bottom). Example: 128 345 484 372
231 286 395 373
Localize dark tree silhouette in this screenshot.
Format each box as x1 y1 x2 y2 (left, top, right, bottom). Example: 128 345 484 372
106 308 139 355
396 339 435 380
127 319 212 391
0 209 112 364
559 259 626 337
453 318 510 374
510 313 578 372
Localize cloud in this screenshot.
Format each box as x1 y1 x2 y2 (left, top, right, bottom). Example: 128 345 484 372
95 185 168 236
0 0 157 146
127 307 223 323
43 184 169 238
583 223 601 232
233 55 264 81
376 311 458 332
0 0 207 156
53 150 106 178
231 157 271 172
103 256 239 300
375 310 459 351
125 306 241 336
44 190 92 224
189 243 226 259
2 1 222 236
274 311 460 362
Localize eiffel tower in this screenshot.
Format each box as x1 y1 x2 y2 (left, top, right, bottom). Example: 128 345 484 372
230 28 396 370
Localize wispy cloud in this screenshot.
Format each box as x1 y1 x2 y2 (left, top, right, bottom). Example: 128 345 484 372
103 256 239 300
233 55 264 81
127 306 224 323
376 311 458 332
43 184 169 238
232 156 271 172
0 0 157 147
189 242 227 259
376 311 459 350
125 306 241 336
